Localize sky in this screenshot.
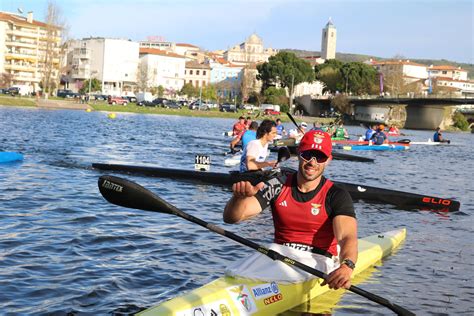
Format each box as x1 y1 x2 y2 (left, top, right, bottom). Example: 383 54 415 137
2 0 473 63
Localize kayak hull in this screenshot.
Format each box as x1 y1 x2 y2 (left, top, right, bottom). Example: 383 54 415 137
343 145 409 151
269 145 375 162
91 164 460 212
0 152 23 163
137 229 407 316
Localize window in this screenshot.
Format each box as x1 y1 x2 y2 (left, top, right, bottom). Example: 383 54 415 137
184 70 186 75
203 70 206 75
189 80 193 84
197 70 200 75
190 70 193 75
442 71 447 74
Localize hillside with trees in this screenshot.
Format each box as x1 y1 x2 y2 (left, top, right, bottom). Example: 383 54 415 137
283 49 473 77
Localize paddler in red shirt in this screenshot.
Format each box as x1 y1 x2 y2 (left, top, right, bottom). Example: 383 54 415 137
224 130 357 289
233 116 247 137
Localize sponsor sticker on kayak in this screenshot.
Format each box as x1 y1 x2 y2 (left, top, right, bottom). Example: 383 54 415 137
176 299 232 316
251 281 280 299
226 285 257 314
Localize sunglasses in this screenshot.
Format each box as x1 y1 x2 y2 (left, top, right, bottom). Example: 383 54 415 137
299 150 329 163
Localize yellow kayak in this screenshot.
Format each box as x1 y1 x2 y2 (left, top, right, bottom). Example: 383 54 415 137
137 228 406 316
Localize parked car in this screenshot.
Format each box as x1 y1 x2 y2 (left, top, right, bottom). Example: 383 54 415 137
137 100 156 107
5 87 20 96
57 89 78 98
92 94 107 101
220 103 238 113
189 100 210 110
263 108 281 115
243 104 257 111
108 96 128 105
122 96 137 103
177 100 188 107
163 100 182 109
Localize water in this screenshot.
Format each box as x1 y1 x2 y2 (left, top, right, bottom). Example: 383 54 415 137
0 106 473 315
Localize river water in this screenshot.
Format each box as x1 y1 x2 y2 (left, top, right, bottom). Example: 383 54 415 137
0 105 473 315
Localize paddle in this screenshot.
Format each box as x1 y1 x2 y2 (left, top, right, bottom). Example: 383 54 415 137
287 112 305 134
275 146 291 167
98 175 415 316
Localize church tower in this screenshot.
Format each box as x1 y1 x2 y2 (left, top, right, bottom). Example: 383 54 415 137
321 18 337 60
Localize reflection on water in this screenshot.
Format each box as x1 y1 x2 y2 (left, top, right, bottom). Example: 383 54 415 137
0 106 473 315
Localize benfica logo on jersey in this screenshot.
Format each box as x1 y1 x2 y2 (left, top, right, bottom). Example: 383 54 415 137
310 203 321 215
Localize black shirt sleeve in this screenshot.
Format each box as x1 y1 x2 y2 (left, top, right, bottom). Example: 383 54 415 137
326 184 356 218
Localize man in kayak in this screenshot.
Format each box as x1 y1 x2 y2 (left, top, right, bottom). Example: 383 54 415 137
364 124 376 141
232 116 247 137
239 119 277 172
225 130 357 290
289 122 307 142
433 127 450 143
241 121 258 149
333 122 349 139
276 118 287 136
370 124 388 145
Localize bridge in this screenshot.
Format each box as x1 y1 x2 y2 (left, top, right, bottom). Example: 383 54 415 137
299 96 474 129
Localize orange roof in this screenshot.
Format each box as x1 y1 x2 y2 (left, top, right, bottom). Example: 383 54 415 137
0 11 59 29
139 48 185 58
373 60 427 67
429 65 467 72
435 77 473 84
176 43 199 48
185 61 210 69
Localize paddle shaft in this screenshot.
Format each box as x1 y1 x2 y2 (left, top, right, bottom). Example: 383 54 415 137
98 175 415 316
286 112 305 134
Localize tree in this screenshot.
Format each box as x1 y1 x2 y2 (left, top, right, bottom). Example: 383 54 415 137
202 84 217 101
180 83 198 98
79 78 101 94
0 73 13 88
136 60 151 92
257 51 314 113
157 85 165 97
315 60 378 95
263 87 288 107
41 1 65 96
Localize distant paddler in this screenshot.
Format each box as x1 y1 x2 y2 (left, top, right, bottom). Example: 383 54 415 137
276 118 287 137
289 121 308 142
433 127 450 144
333 122 349 139
370 124 388 145
229 116 248 154
229 121 258 154
239 119 277 172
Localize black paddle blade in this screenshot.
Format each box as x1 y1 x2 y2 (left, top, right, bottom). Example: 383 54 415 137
98 175 174 215
277 146 291 163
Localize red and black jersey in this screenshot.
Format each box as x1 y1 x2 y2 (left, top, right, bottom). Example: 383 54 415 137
256 172 355 256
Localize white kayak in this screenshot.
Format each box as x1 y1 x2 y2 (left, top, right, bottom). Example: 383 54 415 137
224 154 241 167
409 139 450 145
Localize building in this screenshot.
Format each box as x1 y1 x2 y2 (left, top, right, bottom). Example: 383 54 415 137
184 61 210 88
428 65 468 81
433 77 474 96
139 48 186 94
371 59 428 84
64 37 139 95
207 57 242 98
224 34 277 65
321 19 336 60
0 11 62 93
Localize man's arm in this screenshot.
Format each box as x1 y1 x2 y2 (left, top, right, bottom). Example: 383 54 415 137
223 181 264 224
322 215 358 290
246 155 276 170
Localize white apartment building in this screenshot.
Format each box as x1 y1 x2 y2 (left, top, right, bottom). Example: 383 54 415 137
428 65 468 81
139 48 186 93
372 60 428 83
0 11 61 92
64 37 139 95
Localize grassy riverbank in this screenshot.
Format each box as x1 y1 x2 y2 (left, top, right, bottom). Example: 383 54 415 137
0 95 36 107
0 95 335 125
89 101 336 125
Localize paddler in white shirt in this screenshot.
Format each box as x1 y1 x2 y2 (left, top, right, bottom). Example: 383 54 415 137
239 119 278 172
